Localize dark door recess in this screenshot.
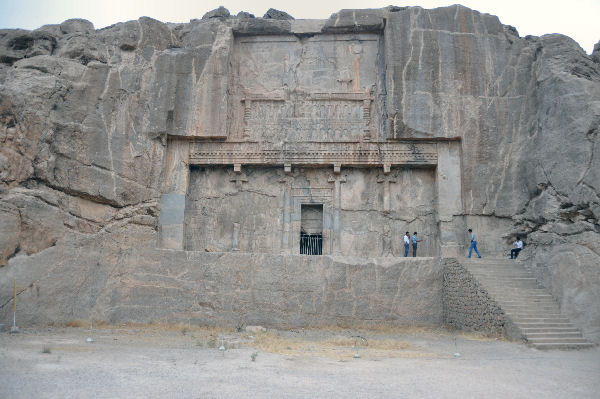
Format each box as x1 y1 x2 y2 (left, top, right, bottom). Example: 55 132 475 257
300 204 323 255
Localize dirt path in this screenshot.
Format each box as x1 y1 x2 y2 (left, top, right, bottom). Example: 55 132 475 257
1 326 598 398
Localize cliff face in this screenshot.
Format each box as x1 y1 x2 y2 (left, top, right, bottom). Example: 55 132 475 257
0 6 598 340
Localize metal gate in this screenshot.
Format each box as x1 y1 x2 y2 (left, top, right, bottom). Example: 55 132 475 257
300 233 323 255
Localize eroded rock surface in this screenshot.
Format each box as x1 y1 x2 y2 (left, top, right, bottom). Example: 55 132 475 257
0 6 598 341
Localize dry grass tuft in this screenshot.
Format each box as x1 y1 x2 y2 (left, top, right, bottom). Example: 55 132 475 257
314 323 445 336
64 320 87 328
249 331 423 360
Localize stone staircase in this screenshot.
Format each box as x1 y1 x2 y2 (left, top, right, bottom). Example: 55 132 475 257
461 258 595 350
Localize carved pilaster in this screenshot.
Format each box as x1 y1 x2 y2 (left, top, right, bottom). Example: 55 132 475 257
232 222 240 251
377 171 398 213
229 170 248 189
363 98 371 140
278 172 293 253
328 172 347 255
242 99 252 139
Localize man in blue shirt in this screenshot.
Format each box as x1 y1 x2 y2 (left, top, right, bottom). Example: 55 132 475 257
468 228 482 258
411 232 421 257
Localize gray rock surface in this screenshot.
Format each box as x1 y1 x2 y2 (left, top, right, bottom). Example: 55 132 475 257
59 18 94 34
0 223 443 326
322 9 385 33
202 6 230 20
0 5 598 341
236 11 255 19
263 8 294 20
592 40 600 63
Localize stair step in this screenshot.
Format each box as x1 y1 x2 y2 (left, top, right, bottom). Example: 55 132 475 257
501 304 558 309
468 271 533 275
527 337 590 344
487 290 556 303
494 296 554 300
495 297 555 301
521 327 581 334
495 300 556 305
458 259 592 350
515 322 576 328
530 342 596 350
482 283 540 287
468 272 536 276
504 310 560 315
512 317 571 323
506 314 565 319
524 332 583 339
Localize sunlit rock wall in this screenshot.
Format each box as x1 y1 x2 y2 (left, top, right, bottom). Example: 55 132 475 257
0 6 598 339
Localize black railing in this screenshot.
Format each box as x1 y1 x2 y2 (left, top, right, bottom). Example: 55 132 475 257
300 233 323 255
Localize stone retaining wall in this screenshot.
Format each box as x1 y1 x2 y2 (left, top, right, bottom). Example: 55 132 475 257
442 258 507 336
122 251 445 327
0 226 444 327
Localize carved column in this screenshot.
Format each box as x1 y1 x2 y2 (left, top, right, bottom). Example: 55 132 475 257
278 172 293 253
328 173 347 255
377 171 397 213
232 222 240 251
242 99 251 139
363 98 371 140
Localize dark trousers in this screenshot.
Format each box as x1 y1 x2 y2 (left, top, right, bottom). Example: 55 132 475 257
404 244 409 257
412 244 417 257
510 248 521 259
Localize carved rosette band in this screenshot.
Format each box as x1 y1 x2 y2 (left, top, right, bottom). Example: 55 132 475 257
190 141 438 172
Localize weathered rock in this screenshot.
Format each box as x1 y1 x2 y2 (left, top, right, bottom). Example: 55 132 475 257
593 40 600 64
0 29 56 65
202 6 230 20
236 11 255 19
59 19 95 35
322 9 385 33
0 202 20 266
13 55 87 80
263 8 294 20
232 18 292 36
0 5 597 342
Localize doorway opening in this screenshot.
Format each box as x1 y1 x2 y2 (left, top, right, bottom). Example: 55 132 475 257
300 204 323 255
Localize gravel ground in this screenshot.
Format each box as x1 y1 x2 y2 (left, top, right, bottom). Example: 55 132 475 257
0 326 598 398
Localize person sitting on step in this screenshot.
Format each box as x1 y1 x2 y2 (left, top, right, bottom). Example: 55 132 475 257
510 236 524 259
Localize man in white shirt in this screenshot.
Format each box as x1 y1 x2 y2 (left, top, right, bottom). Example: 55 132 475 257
403 232 410 257
510 237 523 259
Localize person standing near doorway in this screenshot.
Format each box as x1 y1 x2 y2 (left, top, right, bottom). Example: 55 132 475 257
403 231 410 257
468 228 482 258
411 232 421 257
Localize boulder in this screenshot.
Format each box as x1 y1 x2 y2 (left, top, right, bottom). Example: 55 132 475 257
263 8 294 20
236 11 255 19
202 6 230 20
59 19 95 35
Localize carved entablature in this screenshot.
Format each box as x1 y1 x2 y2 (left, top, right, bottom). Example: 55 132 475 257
189 141 438 171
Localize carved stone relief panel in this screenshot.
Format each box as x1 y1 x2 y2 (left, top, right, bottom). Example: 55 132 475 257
339 168 438 257
229 33 381 141
184 166 282 252
184 165 439 257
